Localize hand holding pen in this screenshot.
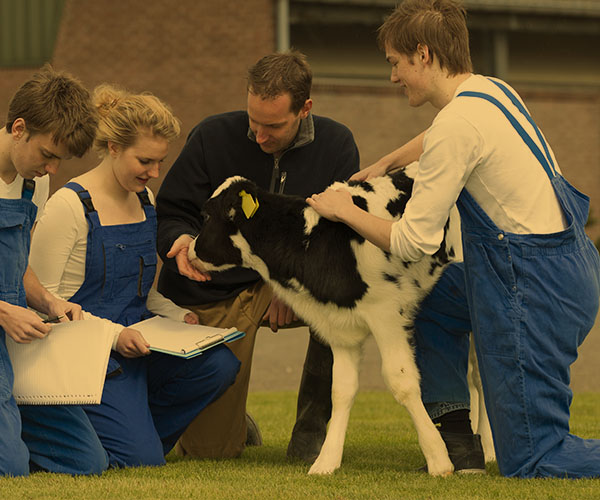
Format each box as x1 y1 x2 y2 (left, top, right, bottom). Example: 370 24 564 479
0 303 55 344
43 315 64 324
45 298 83 322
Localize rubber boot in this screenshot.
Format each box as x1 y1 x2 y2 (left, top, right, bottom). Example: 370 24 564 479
440 431 486 474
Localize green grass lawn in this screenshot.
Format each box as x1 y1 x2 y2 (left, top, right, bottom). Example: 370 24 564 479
1 391 599 500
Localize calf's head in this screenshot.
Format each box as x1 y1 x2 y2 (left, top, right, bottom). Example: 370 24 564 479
188 176 259 273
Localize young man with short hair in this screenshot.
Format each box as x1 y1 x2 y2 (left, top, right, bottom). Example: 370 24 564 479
307 0 600 478
0 65 107 476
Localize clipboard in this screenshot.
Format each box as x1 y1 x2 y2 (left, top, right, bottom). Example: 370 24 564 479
131 316 245 359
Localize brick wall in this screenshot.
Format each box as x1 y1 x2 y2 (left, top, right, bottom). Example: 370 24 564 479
0 0 275 193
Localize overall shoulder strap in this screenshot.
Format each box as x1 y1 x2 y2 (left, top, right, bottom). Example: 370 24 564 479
64 181 102 227
457 86 556 180
21 178 36 200
487 79 556 173
136 188 156 220
136 188 152 207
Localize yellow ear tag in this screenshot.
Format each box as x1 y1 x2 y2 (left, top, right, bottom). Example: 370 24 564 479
239 190 259 219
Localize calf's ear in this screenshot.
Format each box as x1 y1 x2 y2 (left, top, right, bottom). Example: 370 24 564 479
217 185 250 221
238 189 260 219
220 182 260 221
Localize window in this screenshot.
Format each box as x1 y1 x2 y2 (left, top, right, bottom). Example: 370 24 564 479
0 0 65 67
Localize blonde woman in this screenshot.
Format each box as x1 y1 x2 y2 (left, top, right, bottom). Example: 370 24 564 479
29 84 239 468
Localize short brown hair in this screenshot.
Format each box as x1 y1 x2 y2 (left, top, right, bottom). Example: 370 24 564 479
5 64 98 157
247 51 312 114
377 0 473 75
92 83 180 157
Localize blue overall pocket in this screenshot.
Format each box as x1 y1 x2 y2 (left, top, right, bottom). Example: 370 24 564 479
0 211 28 290
138 252 157 297
466 241 521 358
107 240 154 300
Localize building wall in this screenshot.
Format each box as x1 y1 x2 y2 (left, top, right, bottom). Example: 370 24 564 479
0 0 276 194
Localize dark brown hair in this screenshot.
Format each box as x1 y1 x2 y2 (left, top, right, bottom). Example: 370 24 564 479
247 50 312 114
5 64 98 157
377 0 473 75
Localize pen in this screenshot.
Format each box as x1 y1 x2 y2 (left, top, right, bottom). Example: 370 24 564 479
43 315 64 324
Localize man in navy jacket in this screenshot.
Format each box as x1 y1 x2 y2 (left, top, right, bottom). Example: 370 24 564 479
156 51 359 461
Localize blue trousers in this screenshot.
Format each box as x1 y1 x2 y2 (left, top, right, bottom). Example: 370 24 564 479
83 344 240 468
414 262 600 478
414 263 471 419
20 405 109 475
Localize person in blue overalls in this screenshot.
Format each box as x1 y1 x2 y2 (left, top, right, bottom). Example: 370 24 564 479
307 0 600 479
29 83 240 468
0 66 108 476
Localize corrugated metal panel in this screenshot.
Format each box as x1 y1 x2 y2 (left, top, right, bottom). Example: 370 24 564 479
0 0 65 67
464 0 600 16
291 0 600 17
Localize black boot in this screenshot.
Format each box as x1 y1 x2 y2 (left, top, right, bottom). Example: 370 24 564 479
440 431 486 474
245 412 263 446
419 432 485 474
420 409 486 474
286 332 332 463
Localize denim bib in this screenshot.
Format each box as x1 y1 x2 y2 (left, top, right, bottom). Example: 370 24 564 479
65 182 157 326
456 80 600 477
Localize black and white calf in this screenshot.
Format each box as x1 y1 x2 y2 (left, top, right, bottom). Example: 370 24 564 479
189 170 460 476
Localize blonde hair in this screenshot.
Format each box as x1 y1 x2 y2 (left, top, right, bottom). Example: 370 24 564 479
92 84 180 157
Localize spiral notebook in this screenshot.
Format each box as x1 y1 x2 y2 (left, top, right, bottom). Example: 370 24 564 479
6 319 113 405
131 316 245 359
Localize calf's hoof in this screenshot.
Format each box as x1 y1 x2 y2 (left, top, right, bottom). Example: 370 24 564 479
427 462 454 477
307 455 340 475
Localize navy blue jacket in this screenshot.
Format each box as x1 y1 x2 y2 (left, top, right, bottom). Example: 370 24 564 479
156 111 359 305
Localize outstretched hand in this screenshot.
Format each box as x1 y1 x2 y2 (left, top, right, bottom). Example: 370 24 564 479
167 234 211 282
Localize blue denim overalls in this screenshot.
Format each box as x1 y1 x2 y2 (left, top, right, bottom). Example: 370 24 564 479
64 182 239 468
0 180 107 476
415 80 600 478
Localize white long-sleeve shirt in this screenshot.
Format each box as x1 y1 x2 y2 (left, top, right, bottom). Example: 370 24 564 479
390 74 566 261
29 186 192 348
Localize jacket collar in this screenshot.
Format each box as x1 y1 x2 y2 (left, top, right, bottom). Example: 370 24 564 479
247 112 315 154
